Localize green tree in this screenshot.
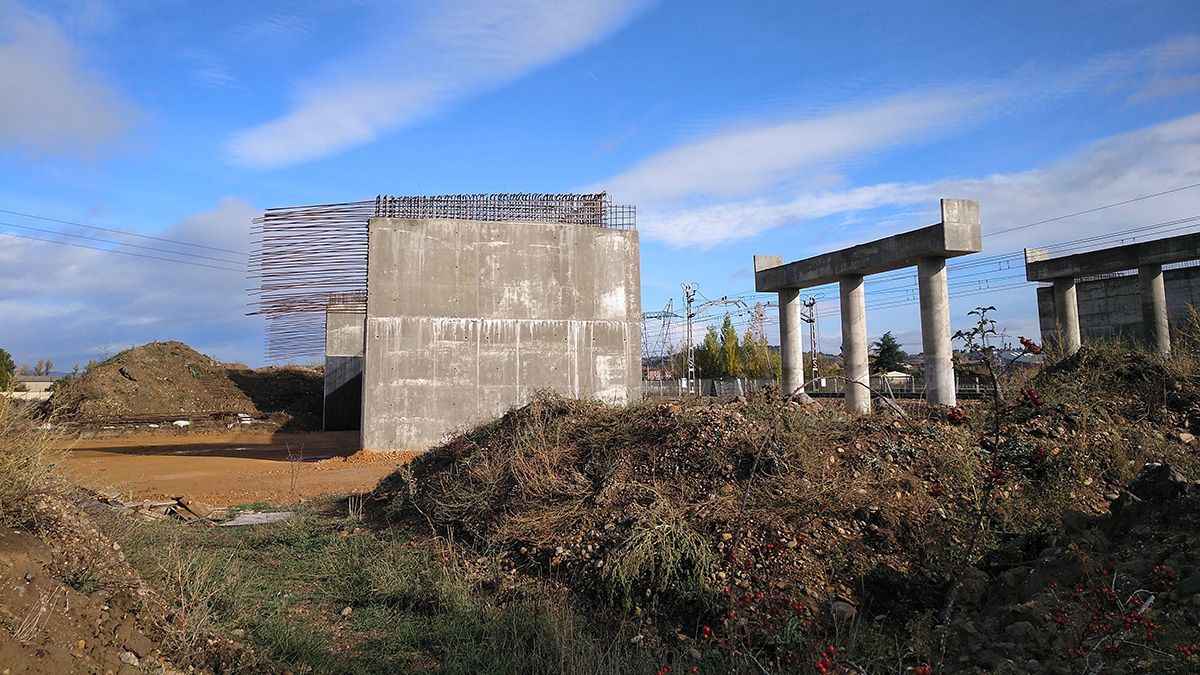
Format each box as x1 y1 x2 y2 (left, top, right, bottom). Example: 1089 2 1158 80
694 326 723 378
0 348 15 390
718 315 741 377
739 327 770 379
871 331 909 374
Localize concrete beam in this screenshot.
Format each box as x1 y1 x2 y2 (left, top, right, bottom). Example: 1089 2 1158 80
754 199 981 292
1025 232 1200 282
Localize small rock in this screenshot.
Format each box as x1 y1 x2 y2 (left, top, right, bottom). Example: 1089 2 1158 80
171 420 190 428
1179 431 1195 444
831 601 857 624
1005 621 1037 640
76 639 86 651
231 628 246 638
1174 574 1200 594
341 606 353 617
119 651 140 666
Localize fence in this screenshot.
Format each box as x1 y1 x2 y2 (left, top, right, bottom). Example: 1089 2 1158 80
643 376 989 399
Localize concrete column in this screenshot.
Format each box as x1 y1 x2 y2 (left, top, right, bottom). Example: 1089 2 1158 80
918 257 955 406
840 274 870 414
1139 263 1171 355
1052 278 1081 354
778 288 805 396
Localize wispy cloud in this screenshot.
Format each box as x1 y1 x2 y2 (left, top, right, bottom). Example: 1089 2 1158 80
227 0 651 169
0 3 137 159
639 112 1200 250
604 93 981 204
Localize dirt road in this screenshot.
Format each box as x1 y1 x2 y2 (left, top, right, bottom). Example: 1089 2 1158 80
58 431 416 505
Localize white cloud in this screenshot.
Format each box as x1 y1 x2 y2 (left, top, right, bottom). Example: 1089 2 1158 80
0 197 262 367
0 4 136 158
227 0 651 169
636 112 1200 251
605 93 981 204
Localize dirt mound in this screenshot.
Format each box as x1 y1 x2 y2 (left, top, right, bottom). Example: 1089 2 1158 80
371 342 1200 671
44 341 322 431
949 463 1200 672
0 493 246 674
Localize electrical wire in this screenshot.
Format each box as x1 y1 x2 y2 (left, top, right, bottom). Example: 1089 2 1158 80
0 208 249 256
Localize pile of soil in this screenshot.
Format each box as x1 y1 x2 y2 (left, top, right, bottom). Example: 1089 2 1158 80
43 341 322 431
948 463 1200 673
0 494 243 674
371 344 1200 671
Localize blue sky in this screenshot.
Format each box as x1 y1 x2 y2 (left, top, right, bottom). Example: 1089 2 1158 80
2 0 1199 369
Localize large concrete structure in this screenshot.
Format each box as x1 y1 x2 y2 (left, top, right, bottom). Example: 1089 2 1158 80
323 299 366 432
755 199 982 412
1035 264 1200 347
361 216 641 451
1025 232 1200 355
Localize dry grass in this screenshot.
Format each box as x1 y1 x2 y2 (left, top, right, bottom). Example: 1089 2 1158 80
0 401 64 527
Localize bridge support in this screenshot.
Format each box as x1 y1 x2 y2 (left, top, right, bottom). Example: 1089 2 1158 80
1139 263 1170 355
755 199 982 414
840 274 871 414
778 288 805 396
1052 278 1081 354
918 256 955 406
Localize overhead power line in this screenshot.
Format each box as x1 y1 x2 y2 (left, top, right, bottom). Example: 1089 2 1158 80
0 208 249 256
0 219 246 266
986 182 1200 237
0 231 245 273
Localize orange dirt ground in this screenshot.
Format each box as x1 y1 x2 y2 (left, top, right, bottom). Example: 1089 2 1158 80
56 431 416 505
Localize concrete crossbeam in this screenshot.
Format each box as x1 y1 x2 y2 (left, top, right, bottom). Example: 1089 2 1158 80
754 199 981 293
1025 232 1200 282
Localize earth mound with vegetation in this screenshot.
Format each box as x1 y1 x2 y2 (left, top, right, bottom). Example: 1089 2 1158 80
42 341 322 431
0 401 245 673
373 342 1200 673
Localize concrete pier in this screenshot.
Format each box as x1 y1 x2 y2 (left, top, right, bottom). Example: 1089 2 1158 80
840 274 870 414
917 256 955 406
778 288 804 396
1139 264 1170 355
1052 278 1081 354
755 198 983 413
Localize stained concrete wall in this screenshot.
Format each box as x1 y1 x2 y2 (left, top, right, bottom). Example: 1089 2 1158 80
1036 266 1200 343
323 305 365 432
362 217 641 452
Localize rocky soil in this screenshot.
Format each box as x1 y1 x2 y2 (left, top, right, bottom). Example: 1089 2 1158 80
372 345 1200 673
0 493 245 674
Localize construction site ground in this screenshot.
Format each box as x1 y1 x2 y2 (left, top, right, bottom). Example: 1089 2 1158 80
56 431 413 505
